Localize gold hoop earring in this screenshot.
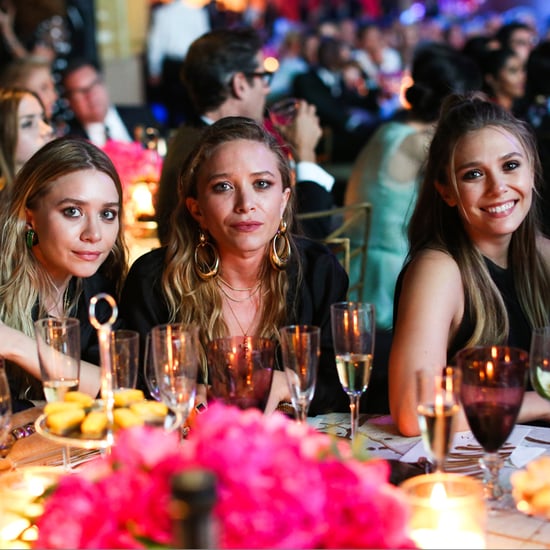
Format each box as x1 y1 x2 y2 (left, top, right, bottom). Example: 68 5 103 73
25 228 38 249
270 220 291 271
194 229 220 280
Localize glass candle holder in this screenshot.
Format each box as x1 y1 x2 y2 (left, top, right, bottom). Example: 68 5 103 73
400 473 486 549
0 466 65 546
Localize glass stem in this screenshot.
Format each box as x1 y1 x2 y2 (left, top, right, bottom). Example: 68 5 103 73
349 394 361 441
62 446 71 471
480 451 504 501
295 400 308 423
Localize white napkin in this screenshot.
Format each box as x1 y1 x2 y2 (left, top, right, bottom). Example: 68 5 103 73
509 446 546 468
399 424 532 464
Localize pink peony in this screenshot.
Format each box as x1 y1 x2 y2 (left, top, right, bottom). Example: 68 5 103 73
35 403 415 549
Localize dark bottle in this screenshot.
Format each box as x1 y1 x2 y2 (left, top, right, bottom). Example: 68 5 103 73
171 468 218 549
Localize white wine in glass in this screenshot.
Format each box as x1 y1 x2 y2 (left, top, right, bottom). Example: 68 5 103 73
416 367 461 472
34 317 81 469
330 302 375 442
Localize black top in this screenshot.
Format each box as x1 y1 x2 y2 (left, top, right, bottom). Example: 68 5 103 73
119 237 350 415
393 255 532 364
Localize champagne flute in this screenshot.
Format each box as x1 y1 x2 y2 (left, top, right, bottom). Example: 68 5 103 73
456 345 528 510
330 302 375 442
34 317 81 469
151 323 199 436
143 332 160 401
280 325 320 422
416 366 461 473
0 359 12 448
111 329 139 392
529 326 550 400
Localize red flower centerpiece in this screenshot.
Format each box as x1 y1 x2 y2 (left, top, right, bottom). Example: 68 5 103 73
35 403 414 549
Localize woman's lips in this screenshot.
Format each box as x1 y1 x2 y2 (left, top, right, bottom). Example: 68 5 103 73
73 251 102 261
232 222 262 232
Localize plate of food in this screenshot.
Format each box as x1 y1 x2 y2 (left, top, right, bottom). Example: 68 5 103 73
35 389 176 450
511 455 550 519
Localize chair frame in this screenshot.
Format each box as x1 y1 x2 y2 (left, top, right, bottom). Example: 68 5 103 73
296 202 372 301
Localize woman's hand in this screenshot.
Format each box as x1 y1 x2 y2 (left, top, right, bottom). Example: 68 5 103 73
264 370 291 415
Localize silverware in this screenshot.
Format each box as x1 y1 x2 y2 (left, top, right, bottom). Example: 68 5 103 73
524 435 550 445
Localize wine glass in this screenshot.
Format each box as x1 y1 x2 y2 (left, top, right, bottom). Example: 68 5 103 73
330 301 375 442
0 358 12 448
143 332 160 401
416 366 461 473
455 345 528 510
34 317 81 469
529 326 550 400
280 325 320 422
268 97 300 126
151 323 199 436
206 336 275 411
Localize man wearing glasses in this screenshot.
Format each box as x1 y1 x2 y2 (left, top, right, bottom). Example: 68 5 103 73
156 27 336 245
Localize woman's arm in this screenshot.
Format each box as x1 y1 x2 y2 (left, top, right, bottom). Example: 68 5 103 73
389 249 464 436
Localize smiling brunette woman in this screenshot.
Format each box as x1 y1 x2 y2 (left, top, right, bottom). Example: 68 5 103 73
0 136 127 409
389 92 550 436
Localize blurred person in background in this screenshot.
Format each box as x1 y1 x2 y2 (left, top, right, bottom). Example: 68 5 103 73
0 87 53 212
480 46 526 115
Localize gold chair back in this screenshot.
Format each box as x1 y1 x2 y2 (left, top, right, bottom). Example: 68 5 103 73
296 202 372 301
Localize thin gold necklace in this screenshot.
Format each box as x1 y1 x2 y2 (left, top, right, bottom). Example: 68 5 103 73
223 296 256 337
218 275 260 292
216 279 262 303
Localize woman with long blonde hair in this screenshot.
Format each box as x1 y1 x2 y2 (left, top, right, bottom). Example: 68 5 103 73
0 136 127 408
121 116 349 415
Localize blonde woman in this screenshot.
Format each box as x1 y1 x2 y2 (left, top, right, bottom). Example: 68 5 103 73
121 117 349 415
0 136 127 409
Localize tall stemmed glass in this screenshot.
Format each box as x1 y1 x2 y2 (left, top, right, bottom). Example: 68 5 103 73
529 326 550 401
34 317 81 469
416 366 461 473
330 302 375 442
151 323 199 436
456 345 528 510
143 332 160 401
280 325 320 422
0 359 12 448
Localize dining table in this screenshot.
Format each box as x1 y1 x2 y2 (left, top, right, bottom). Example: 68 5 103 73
2 406 550 549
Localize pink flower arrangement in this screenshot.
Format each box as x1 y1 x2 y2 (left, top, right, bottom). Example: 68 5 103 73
101 140 162 190
35 404 415 549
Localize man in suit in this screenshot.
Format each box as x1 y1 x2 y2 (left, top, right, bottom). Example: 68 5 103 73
156 27 336 245
61 59 161 146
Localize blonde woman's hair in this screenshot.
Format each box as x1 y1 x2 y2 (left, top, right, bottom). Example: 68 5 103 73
408 92 550 349
0 136 128 397
0 87 46 200
161 116 298 377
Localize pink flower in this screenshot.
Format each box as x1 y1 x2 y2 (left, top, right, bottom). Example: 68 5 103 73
35 403 414 549
101 140 162 190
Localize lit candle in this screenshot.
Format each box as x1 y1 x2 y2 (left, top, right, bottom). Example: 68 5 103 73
401 473 486 550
